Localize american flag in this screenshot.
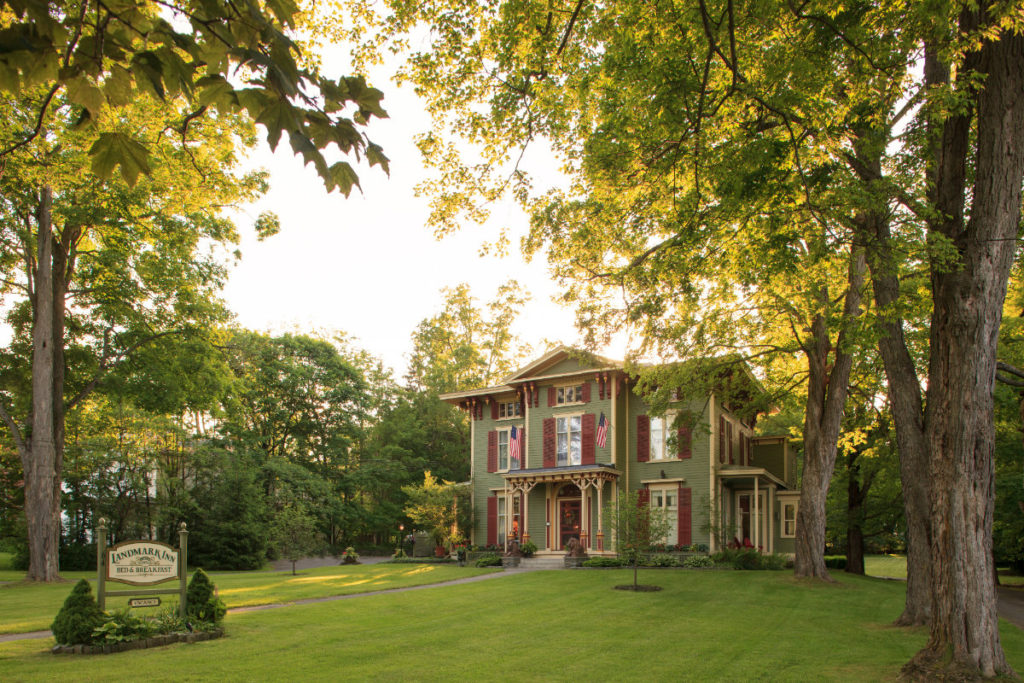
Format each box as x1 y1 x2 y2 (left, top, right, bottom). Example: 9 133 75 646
509 425 522 468
596 412 608 448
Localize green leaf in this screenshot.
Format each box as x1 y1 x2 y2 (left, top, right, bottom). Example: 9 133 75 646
88 132 152 186
327 161 360 197
256 100 300 151
130 51 165 100
102 65 133 107
196 75 236 108
65 74 104 117
366 143 390 174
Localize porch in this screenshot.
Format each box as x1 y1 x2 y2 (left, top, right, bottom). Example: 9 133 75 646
715 466 791 554
498 464 620 554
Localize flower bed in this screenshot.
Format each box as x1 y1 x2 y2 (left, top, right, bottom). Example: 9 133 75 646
52 628 223 655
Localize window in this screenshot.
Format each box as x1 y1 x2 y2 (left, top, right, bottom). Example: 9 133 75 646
498 401 521 419
649 485 678 544
498 429 509 471
497 497 507 541
556 384 584 405
649 416 674 461
781 502 797 538
556 415 582 466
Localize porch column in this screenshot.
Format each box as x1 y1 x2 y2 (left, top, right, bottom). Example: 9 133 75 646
754 478 760 551
505 486 512 550
580 483 590 551
596 480 605 551
768 484 776 554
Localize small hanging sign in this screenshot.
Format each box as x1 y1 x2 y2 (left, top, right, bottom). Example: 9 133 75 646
128 597 161 608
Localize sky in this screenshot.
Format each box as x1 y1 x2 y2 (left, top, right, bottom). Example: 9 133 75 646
221 63 586 378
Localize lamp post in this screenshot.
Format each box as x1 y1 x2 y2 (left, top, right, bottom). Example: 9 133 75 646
398 523 405 556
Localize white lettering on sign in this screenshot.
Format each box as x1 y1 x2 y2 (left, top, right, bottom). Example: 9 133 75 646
129 597 161 608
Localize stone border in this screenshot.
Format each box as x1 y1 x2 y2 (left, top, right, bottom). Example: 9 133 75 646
51 628 223 655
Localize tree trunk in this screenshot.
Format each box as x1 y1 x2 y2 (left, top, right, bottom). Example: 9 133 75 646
845 452 865 576
863 212 932 626
21 187 62 582
904 18 1023 678
794 247 865 580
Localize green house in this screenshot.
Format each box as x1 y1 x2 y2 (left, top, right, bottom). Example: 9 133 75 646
440 347 800 556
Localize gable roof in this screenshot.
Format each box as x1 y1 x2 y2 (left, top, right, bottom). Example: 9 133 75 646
502 345 620 383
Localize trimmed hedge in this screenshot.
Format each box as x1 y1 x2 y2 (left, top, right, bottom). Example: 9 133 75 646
51 580 106 646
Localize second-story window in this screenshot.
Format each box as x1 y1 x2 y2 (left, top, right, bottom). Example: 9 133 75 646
556 415 582 466
498 430 510 471
556 385 585 405
650 416 670 460
498 401 521 419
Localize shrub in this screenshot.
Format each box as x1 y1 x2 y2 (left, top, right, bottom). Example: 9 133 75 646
51 579 106 646
582 556 626 567
392 548 408 559
92 608 155 645
712 549 787 570
153 605 187 634
520 540 538 557
646 553 681 567
824 555 847 570
683 555 714 568
187 569 226 624
760 553 788 570
340 546 360 564
475 553 502 567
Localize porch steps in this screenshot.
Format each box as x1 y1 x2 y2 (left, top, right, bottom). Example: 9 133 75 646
518 556 566 570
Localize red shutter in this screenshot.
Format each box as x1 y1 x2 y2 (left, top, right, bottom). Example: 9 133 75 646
548 386 556 407
582 413 596 464
678 425 692 459
728 421 734 464
581 381 591 403
637 415 650 462
487 496 498 546
718 416 726 463
637 487 650 507
678 486 692 547
487 431 497 473
491 400 499 420
543 418 556 467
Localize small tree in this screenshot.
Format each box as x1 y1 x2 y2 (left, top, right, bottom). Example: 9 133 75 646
51 579 106 645
270 504 322 575
402 472 470 550
186 569 226 624
605 490 672 590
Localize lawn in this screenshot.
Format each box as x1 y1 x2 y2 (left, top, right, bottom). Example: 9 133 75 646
865 554 1024 586
0 563 498 634
1 569 1023 681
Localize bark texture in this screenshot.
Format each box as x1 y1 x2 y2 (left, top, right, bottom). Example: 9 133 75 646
904 16 1024 678
23 187 62 582
793 247 865 580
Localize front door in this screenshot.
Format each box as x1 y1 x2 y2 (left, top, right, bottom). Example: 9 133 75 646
736 492 766 549
559 500 581 549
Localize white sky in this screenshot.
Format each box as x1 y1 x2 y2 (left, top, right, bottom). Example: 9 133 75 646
221 66 586 378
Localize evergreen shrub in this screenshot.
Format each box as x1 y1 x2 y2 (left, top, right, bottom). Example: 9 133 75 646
51 579 106 646
824 555 847 570
582 556 626 567
187 569 227 624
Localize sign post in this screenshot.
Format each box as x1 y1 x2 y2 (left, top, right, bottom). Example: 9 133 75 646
96 519 189 618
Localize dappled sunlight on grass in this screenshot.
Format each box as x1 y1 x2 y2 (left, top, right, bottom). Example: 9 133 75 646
399 566 438 577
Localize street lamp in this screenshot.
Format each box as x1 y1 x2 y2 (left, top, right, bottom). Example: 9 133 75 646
398 523 405 555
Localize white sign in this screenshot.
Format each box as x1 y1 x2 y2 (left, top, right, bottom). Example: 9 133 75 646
107 541 179 586
129 597 161 608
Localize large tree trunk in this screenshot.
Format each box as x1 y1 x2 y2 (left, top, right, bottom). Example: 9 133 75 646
863 212 932 626
794 247 865 580
21 187 62 582
904 17 1023 678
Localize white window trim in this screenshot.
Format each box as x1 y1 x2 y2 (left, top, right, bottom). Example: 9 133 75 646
647 483 679 545
497 400 522 420
555 412 584 466
555 383 586 406
649 413 679 461
496 425 524 472
780 501 797 538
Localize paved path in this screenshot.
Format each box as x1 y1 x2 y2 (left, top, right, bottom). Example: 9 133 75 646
998 585 1024 630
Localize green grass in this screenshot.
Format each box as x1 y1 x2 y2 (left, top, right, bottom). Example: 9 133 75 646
0 563 497 634
865 555 1024 586
1 570 1022 681
864 554 908 579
